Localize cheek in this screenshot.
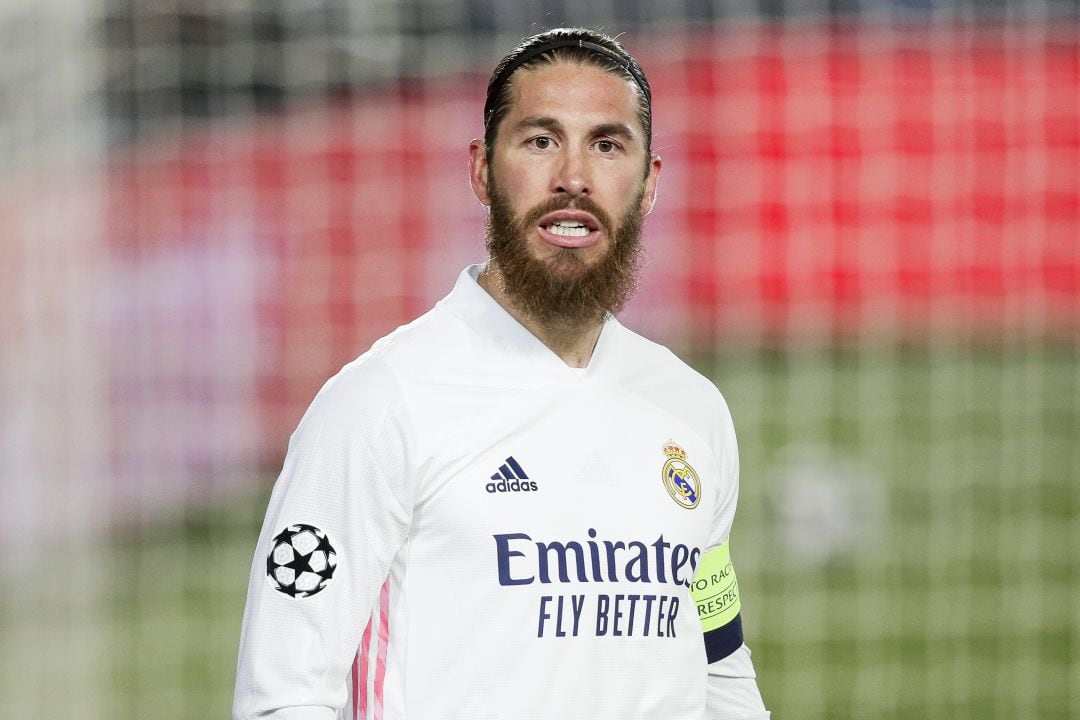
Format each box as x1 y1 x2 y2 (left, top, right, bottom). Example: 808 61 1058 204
499 162 547 196
498 173 551 220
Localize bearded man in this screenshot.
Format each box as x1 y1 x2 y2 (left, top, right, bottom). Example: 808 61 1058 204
234 27 769 720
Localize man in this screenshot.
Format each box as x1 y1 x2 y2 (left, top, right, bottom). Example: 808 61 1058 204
234 27 769 720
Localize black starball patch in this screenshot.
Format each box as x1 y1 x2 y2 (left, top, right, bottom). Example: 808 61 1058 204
266 524 338 598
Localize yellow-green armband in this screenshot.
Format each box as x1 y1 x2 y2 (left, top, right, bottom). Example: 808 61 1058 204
691 540 744 662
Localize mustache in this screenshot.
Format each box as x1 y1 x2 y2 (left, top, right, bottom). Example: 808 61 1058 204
519 195 614 238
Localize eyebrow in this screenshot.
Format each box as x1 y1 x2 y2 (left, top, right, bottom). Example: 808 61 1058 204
513 116 639 143
514 115 562 134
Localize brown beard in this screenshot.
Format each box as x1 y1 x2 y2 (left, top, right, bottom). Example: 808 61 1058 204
485 184 645 328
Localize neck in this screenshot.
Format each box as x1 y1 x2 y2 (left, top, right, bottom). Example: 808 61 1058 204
476 262 605 369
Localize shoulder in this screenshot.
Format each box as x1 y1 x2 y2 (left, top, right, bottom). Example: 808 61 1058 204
609 322 736 444
613 323 728 406
299 293 490 429
288 351 406 453
292 302 445 420
362 299 491 379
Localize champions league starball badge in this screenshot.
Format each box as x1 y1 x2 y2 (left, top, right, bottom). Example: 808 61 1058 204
266 524 338 598
662 441 701 509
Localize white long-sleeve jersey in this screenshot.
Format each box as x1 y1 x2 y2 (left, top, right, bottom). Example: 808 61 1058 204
234 265 768 720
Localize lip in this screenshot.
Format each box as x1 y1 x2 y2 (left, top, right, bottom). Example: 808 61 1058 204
536 210 602 249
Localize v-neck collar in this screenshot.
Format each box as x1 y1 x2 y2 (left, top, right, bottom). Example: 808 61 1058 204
440 264 620 378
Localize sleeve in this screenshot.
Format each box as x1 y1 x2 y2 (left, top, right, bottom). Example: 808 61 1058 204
692 393 770 719
233 357 416 720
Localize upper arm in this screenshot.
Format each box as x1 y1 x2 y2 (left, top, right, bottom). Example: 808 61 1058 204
233 358 416 719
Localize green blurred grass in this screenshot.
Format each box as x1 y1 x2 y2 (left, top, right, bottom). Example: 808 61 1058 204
707 341 1077 720
101 498 269 719
1 341 1075 719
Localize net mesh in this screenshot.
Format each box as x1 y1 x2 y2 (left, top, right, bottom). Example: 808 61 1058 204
1 2 1077 718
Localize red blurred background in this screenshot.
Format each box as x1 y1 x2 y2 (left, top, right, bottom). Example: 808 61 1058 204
97 25 1079 482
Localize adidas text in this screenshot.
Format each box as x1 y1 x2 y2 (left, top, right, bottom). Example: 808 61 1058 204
486 478 539 493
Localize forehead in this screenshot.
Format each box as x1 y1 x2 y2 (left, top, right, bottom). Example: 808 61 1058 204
504 60 643 133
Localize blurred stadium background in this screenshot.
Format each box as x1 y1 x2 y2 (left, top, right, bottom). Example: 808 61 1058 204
1 0 1077 718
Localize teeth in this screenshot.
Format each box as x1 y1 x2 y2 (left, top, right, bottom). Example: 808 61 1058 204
548 223 589 237
546 220 590 237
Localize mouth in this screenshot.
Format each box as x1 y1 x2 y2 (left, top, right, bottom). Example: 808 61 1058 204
536 210 602 249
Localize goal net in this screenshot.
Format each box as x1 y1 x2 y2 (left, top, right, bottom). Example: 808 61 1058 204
1 2 1076 718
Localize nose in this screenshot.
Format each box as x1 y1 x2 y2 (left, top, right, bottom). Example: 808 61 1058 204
552 146 590 197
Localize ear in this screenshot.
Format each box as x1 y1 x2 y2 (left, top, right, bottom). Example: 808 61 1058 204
640 153 662 216
469 139 491 206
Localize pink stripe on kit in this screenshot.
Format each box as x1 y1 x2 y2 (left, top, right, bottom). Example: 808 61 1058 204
357 613 373 718
351 649 361 720
374 579 391 720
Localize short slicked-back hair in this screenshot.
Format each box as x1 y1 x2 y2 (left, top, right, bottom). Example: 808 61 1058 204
483 28 653 162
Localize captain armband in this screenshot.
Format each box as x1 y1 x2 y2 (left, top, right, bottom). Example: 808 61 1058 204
690 540 744 663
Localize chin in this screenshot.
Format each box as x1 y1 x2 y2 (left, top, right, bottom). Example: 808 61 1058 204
537 248 598 277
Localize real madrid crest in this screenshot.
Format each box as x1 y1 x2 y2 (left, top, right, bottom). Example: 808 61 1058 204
662 440 701 509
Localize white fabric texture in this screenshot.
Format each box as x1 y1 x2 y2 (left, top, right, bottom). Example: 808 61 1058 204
707 644 770 719
234 265 768 719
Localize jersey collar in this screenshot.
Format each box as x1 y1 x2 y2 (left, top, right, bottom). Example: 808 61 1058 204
442 264 620 376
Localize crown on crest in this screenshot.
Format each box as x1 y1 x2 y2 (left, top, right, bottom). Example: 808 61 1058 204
662 440 686 460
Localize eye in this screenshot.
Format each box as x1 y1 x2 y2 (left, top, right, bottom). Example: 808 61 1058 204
528 136 555 150
595 139 619 154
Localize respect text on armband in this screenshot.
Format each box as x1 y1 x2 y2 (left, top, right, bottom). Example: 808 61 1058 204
493 529 701 639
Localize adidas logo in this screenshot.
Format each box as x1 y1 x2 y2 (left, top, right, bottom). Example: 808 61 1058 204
485 456 539 493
